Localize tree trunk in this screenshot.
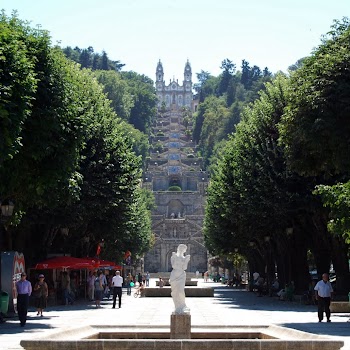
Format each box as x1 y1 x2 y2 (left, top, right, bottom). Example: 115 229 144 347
331 235 350 295
290 237 309 293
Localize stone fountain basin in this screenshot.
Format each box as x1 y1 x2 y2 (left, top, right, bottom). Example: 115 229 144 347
20 325 344 350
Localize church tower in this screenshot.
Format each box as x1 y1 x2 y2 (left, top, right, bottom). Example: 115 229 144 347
156 60 164 90
156 60 193 111
183 60 192 91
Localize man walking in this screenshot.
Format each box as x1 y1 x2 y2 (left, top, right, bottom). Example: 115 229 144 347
314 273 333 322
145 272 150 287
112 271 123 309
16 272 32 327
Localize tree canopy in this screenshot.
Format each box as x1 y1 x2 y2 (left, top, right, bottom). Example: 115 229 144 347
0 12 154 263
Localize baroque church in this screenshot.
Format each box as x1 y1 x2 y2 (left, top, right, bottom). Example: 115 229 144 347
155 60 193 110
143 60 208 273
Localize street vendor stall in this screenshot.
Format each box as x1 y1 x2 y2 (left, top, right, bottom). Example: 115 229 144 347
30 256 122 304
30 256 96 304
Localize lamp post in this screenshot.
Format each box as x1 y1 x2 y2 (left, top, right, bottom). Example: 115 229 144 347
0 200 15 293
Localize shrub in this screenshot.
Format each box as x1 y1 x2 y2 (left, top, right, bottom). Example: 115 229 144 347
168 186 182 191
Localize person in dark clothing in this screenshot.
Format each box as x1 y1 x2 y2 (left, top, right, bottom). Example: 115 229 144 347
16 272 32 327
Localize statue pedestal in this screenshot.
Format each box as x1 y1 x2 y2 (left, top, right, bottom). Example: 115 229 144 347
170 313 191 339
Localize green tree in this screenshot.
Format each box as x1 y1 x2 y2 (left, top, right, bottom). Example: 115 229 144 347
193 70 212 93
0 14 92 211
101 50 109 70
315 182 350 243
279 18 350 177
217 58 236 96
94 70 133 121
204 75 324 291
121 71 157 134
0 12 38 165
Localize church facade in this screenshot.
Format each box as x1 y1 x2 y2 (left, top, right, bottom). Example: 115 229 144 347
155 60 193 110
142 61 208 274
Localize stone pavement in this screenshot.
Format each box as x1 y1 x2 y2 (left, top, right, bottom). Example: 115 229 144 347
0 279 349 349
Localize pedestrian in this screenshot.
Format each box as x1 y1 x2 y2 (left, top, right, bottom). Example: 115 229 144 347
33 274 48 317
61 271 74 305
314 273 333 322
126 273 132 295
94 272 104 308
137 272 142 284
159 277 164 288
196 270 199 279
145 271 150 287
256 276 265 297
204 271 208 282
15 272 32 327
87 271 96 301
137 282 145 297
112 270 123 308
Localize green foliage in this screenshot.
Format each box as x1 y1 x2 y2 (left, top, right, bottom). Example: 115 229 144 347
314 182 350 243
0 12 39 165
62 45 125 71
204 75 299 254
153 142 163 153
168 186 182 191
93 70 133 121
195 96 230 166
0 13 155 261
193 58 273 167
0 14 93 209
279 17 350 177
120 121 150 163
120 71 157 134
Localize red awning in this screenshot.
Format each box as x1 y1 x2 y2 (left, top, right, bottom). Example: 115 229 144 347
34 256 95 270
34 256 122 271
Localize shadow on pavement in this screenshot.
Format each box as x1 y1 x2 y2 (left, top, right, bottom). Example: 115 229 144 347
213 288 316 313
281 322 350 338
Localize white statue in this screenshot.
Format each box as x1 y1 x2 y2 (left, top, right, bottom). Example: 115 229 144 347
169 244 191 314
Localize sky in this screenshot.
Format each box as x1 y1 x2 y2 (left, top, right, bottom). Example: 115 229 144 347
2 0 350 84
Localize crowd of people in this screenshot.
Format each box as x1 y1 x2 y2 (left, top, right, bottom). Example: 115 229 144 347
8 268 339 327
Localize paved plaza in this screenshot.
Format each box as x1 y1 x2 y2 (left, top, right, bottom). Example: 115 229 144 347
0 279 349 349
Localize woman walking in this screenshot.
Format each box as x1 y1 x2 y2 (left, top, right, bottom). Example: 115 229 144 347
34 274 48 317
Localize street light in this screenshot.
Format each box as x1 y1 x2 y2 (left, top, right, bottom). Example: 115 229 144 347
0 200 15 218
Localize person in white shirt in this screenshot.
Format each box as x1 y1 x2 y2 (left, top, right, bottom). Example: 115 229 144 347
314 273 333 322
111 270 123 308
